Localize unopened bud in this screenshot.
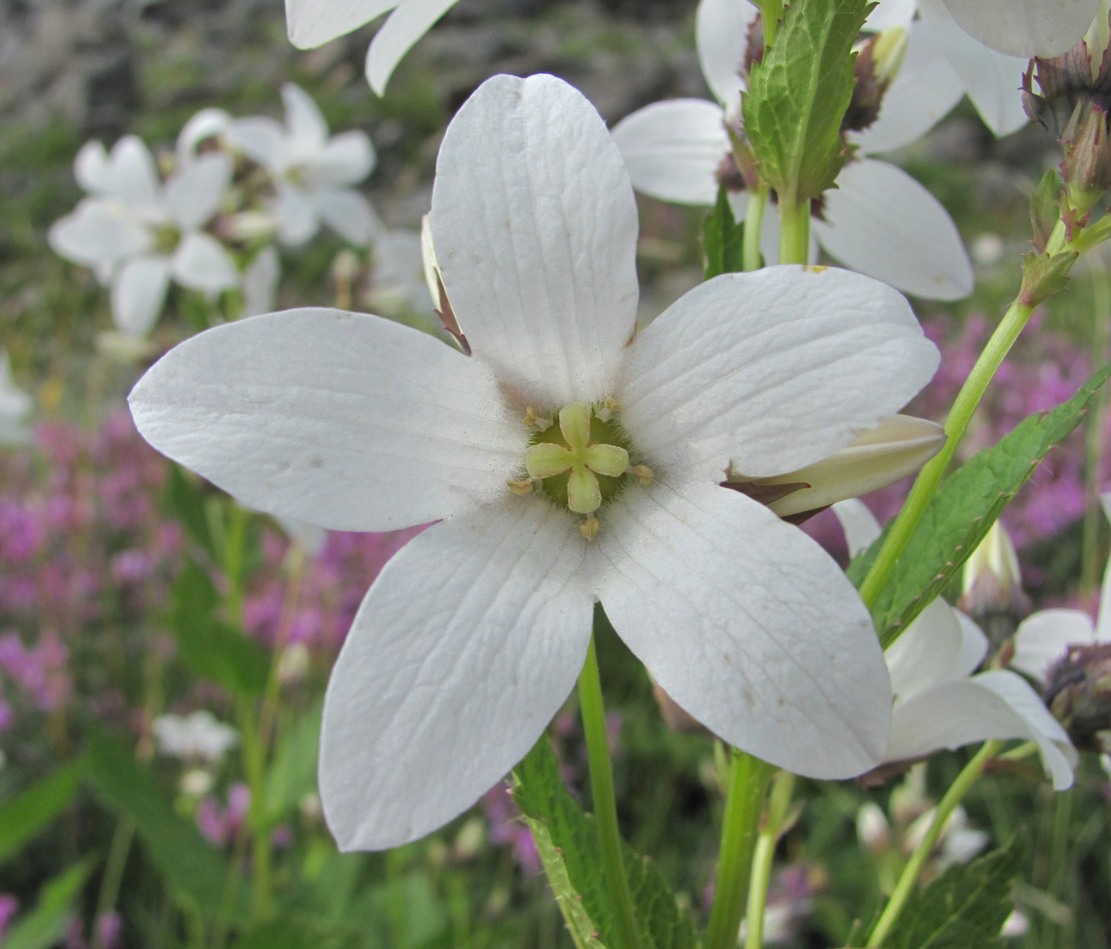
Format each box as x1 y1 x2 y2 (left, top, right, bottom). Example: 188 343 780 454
958 520 1029 652
1044 642 1111 753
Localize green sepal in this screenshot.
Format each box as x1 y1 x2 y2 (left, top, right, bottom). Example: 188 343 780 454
1018 250 1078 307
883 835 1024 948
512 736 697 949
702 186 747 279
742 0 868 205
170 560 271 698
1029 169 1063 253
848 363 1111 646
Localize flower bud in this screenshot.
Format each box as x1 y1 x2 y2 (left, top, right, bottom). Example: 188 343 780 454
958 520 1029 652
1044 642 1111 753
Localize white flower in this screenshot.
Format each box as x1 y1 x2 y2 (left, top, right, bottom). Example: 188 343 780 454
611 0 973 300
284 0 460 94
1012 493 1111 682
229 83 378 247
49 136 239 337
939 0 1101 58
0 349 32 446
129 74 941 850
153 710 239 764
835 500 1077 788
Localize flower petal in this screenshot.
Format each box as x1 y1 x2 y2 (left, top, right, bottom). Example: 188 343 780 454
165 154 232 230
227 117 288 171
171 232 240 293
432 74 639 407
814 159 973 300
610 99 729 206
317 189 380 246
942 0 1099 57
112 255 172 336
595 479 891 778
282 83 330 153
128 309 525 531
831 497 881 558
885 599 986 701
307 131 376 188
864 0 916 31
695 0 757 108
320 497 592 850
274 185 321 245
286 0 396 48
366 0 458 95
106 136 163 210
620 265 938 480
75 140 112 194
1012 609 1095 681
853 21 964 155
176 108 233 165
918 0 1029 137
242 246 281 317
49 199 153 270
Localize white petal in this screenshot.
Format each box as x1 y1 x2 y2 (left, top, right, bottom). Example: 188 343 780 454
695 0 757 108
365 0 459 94
611 99 729 206
112 256 172 336
865 0 916 31
306 131 376 188
918 0 1030 137
74 140 112 194
885 599 985 701
853 21 964 155
1012 609 1095 680
620 266 938 480
595 479 891 778
286 0 395 48
317 189 379 246
108 136 163 210
814 159 973 300
432 74 639 407
176 108 233 165
242 246 281 317
171 232 240 293
942 0 1099 57
832 498 881 558
274 186 321 245
49 200 153 269
227 117 288 171
165 154 232 230
888 671 1076 789
282 83 330 153
320 497 592 850
128 309 525 531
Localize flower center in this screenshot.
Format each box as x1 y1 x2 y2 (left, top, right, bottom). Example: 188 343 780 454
508 400 652 540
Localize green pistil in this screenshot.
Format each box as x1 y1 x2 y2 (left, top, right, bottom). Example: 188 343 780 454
525 403 633 514
153 223 181 254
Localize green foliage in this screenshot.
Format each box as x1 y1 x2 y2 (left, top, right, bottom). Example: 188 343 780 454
170 560 271 698
1019 250 1079 307
165 464 219 560
1030 169 1063 252
742 0 868 204
3 862 94 949
702 188 747 279
85 729 248 921
230 916 361 949
849 363 1111 646
261 700 323 830
0 758 86 865
512 737 696 949
884 836 1024 948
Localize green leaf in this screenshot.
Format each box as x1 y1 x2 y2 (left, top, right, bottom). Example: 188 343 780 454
165 463 218 559
0 757 86 865
702 187 747 279
171 561 271 698
512 737 696 949
885 836 1024 948
85 729 248 922
230 916 360 949
851 363 1111 645
1018 250 1078 307
1029 169 1062 253
3 861 94 949
261 700 323 830
742 0 868 204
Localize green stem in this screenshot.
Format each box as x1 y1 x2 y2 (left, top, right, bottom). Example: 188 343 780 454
1082 266 1111 592
866 741 1002 947
742 188 769 272
704 751 775 949
778 198 811 267
578 633 640 949
91 818 135 948
744 772 795 949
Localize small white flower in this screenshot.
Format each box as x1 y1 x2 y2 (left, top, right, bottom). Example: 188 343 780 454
130 74 941 850
835 500 1077 788
611 0 973 299
284 0 461 94
153 710 239 764
49 136 239 337
229 83 379 247
0 349 32 446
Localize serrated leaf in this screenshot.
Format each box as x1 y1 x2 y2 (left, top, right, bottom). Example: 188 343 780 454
885 836 1024 948
851 364 1111 646
0 757 85 865
261 700 322 829
3 861 94 949
85 729 247 921
1018 250 1078 307
171 561 271 698
742 0 868 203
702 187 747 279
512 737 697 949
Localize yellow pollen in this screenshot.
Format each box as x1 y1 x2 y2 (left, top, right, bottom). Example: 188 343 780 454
580 515 600 541
633 464 654 486
506 478 533 496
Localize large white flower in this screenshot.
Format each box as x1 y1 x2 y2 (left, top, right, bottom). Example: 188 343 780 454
49 136 239 337
611 0 973 300
835 500 1077 788
939 0 1101 58
285 0 459 94
228 83 378 247
129 74 941 850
